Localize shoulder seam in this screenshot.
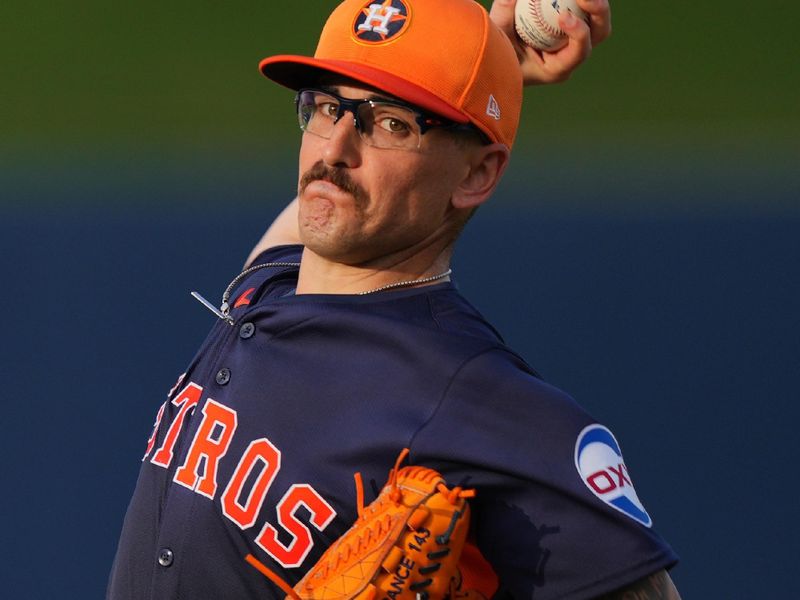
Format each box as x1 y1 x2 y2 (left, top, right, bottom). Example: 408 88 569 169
406 345 500 453
425 290 509 345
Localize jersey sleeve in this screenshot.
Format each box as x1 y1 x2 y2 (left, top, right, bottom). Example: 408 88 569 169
409 348 678 600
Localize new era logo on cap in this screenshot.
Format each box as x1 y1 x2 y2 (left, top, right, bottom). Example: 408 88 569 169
486 95 501 120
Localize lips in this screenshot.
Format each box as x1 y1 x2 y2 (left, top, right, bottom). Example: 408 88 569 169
303 179 350 199
299 161 368 208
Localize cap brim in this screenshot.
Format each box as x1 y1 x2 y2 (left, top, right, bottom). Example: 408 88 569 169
260 55 470 125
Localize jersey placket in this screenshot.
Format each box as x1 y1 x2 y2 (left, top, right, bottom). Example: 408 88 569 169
147 312 247 599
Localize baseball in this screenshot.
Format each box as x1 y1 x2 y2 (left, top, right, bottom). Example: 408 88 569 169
514 0 587 52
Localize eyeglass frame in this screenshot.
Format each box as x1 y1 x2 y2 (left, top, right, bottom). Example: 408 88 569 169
294 87 489 150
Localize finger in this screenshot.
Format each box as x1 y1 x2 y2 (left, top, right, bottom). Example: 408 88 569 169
546 12 592 72
518 14 591 85
575 0 612 46
518 48 549 86
489 0 517 38
491 0 541 71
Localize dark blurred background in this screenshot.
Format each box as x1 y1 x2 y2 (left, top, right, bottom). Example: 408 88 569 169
1 1 798 598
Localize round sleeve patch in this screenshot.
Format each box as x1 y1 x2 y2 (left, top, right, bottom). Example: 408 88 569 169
574 424 653 528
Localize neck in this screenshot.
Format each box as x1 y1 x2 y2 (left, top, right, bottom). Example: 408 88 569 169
295 247 453 295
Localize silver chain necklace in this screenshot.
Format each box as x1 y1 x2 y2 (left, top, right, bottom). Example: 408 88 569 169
355 268 452 295
191 261 452 325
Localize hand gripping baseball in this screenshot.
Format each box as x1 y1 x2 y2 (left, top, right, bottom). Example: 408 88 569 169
246 449 476 600
490 0 612 85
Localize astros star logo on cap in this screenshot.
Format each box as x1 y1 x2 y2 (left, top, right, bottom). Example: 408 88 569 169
353 0 411 44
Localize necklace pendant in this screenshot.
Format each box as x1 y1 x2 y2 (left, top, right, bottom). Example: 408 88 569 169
191 291 235 325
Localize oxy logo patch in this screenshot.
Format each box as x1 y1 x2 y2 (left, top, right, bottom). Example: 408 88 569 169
574 424 652 527
353 0 411 44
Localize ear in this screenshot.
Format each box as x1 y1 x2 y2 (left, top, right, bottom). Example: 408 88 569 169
451 143 511 210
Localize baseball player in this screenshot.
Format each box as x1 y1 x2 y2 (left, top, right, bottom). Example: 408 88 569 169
108 0 681 598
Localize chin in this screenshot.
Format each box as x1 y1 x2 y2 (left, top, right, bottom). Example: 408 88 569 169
298 196 337 237
299 199 363 259
299 228 374 266
299 221 344 257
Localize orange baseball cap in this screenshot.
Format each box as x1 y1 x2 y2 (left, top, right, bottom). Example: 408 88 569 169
259 0 523 148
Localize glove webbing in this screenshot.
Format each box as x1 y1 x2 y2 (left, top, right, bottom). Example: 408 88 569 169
245 449 475 600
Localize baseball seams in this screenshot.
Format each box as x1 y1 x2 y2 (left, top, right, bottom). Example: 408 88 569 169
515 0 580 51
533 0 562 38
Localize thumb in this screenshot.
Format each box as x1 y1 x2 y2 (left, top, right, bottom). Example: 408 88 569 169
489 0 517 33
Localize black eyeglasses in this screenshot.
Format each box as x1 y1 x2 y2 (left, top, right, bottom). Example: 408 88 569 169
295 88 484 151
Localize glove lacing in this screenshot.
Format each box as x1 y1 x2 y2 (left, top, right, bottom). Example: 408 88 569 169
245 448 474 600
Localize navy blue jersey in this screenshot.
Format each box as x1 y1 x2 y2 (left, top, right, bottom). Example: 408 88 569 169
108 245 677 600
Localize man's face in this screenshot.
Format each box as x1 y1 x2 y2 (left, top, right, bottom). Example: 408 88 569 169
296 84 476 266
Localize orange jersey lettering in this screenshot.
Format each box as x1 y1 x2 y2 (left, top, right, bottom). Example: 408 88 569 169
221 438 282 529
256 484 336 568
150 383 202 468
173 399 238 499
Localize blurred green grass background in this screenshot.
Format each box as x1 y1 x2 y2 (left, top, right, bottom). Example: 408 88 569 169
2 0 798 210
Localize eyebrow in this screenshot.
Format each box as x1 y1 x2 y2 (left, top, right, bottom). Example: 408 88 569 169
325 85 405 106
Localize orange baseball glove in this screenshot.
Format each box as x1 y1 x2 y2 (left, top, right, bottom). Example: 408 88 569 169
247 449 475 600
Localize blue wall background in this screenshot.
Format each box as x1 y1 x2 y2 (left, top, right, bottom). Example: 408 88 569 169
1 170 798 597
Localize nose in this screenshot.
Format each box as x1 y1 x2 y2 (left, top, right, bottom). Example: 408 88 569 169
322 111 362 169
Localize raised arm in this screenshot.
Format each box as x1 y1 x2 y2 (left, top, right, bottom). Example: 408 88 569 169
244 197 301 267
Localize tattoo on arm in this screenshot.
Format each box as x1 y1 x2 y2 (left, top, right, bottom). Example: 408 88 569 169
598 570 681 600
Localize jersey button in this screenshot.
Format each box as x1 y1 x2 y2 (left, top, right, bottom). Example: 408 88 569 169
239 322 255 339
157 548 174 567
215 368 231 386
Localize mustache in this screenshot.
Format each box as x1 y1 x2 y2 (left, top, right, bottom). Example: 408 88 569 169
299 161 368 206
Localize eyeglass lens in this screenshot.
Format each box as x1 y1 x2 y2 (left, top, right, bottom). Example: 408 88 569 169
297 90 423 150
